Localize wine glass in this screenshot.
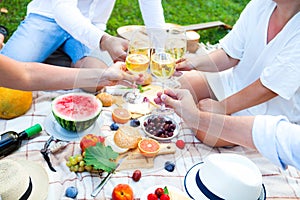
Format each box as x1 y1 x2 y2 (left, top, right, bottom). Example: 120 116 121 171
122 28 150 104
165 26 187 59
150 50 176 115
165 26 187 88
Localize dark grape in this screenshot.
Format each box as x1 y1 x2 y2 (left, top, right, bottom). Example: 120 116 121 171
143 116 176 139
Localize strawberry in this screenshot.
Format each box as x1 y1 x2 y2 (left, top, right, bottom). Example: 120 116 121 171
147 193 158 200
176 139 185 149
160 194 170 200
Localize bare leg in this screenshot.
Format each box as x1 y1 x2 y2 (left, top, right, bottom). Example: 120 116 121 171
179 71 235 147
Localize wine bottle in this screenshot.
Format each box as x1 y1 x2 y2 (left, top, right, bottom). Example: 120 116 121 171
0 124 42 157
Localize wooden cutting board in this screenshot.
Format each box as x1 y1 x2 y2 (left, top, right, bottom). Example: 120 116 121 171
117 143 176 170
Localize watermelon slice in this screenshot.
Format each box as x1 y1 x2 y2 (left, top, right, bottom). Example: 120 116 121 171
52 93 102 132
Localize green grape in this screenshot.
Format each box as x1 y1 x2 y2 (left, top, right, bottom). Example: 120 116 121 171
78 166 85 172
70 157 77 165
70 165 75 172
75 154 83 162
73 165 79 172
66 161 72 167
79 160 85 167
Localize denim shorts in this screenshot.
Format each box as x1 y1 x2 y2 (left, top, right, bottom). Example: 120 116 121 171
0 13 90 64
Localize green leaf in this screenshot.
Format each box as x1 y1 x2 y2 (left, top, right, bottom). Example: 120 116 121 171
164 186 169 195
137 84 151 93
84 143 119 172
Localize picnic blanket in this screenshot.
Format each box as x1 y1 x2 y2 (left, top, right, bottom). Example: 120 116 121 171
1 88 300 200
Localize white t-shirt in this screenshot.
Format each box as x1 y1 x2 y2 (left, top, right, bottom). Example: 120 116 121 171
26 0 165 49
253 115 300 170
217 0 300 122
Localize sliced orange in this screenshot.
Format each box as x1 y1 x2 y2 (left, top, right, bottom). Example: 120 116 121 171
138 138 160 157
112 107 131 124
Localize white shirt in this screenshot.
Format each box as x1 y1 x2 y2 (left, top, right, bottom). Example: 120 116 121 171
219 0 300 122
253 115 300 171
27 0 165 49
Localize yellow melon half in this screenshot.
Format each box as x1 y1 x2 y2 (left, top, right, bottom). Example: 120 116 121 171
0 87 32 119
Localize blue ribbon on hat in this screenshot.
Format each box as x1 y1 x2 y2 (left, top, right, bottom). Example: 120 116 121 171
196 170 224 200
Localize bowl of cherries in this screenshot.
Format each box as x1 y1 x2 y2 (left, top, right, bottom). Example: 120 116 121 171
142 114 178 141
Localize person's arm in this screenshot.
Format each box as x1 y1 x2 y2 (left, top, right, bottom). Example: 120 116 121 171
253 115 300 170
0 55 140 91
51 0 106 50
160 89 300 170
176 49 239 72
50 1 128 62
159 89 256 148
139 0 165 28
219 79 278 114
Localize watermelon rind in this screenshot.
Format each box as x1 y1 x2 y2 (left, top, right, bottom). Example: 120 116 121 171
51 93 102 132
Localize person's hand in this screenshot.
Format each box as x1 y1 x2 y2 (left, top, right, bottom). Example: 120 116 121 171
175 57 197 71
197 98 226 114
154 89 200 127
100 34 128 62
103 62 144 86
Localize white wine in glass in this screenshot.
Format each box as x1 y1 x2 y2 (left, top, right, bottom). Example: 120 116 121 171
126 54 149 74
150 52 175 115
165 27 187 59
164 27 187 89
123 28 150 104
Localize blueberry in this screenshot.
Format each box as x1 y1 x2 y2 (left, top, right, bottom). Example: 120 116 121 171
130 119 140 127
110 123 119 131
164 161 175 172
65 186 78 198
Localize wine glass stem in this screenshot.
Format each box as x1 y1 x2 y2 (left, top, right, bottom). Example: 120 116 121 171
161 80 165 111
132 80 138 95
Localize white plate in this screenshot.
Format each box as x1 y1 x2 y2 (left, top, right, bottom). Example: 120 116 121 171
141 114 179 141
140 185 189 200
43 114 101 141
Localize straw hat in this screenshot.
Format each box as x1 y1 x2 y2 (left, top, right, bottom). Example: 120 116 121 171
0 159 49 200
184 153 266 200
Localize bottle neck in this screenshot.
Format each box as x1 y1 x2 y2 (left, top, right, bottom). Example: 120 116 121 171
19 124 42 139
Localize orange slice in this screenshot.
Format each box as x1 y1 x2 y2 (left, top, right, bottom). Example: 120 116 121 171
112 107 131 124
138 138 160 157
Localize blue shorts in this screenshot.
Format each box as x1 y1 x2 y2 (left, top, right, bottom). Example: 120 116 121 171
0 13 90 64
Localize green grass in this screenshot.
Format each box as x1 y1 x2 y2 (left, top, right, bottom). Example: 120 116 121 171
0 0 249 44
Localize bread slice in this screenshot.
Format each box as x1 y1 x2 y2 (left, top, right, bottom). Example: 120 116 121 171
114 126 142 149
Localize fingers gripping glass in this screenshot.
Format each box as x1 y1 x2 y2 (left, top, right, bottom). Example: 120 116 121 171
122 28 150 104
